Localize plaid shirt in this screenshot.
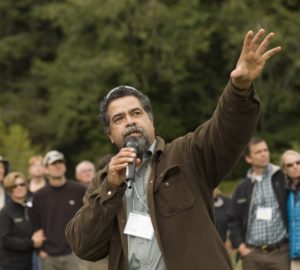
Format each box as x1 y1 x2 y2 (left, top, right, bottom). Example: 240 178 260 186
247 164 287 245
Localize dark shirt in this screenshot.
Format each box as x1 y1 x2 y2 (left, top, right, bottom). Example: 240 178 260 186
30 180 86 256
214 195 231 242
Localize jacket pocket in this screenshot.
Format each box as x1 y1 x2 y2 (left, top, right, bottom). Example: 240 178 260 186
155 165 195 217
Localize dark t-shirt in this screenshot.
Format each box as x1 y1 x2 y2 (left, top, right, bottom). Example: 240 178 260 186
30 180 86 256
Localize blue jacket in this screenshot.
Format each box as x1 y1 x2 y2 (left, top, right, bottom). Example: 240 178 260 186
287 189 300 258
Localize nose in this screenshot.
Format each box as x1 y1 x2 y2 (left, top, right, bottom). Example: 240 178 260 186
125 114 135 126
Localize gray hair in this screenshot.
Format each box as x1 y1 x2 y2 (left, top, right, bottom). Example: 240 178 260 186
280 149 300 169
99 86 153 133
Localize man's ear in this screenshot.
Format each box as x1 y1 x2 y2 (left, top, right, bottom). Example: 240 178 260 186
109 134 114 144
245 155 252 165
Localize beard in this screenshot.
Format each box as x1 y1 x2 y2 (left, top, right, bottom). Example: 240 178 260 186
122 125 150 158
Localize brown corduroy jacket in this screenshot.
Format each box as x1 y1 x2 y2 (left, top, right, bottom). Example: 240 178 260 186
65 80 260 270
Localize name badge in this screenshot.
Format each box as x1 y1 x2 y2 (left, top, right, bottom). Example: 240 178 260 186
124 212 154 240
256 207 272 221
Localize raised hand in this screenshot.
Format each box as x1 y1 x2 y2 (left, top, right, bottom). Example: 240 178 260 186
231 29 282 90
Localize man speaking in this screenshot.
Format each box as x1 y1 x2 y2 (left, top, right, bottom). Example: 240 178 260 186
66 29 281 270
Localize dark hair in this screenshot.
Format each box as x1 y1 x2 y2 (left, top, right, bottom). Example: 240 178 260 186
99 86 153 133
245 136 266 156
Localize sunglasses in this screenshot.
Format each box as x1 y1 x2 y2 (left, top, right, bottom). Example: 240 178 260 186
12 183 26 189
285 160 300 168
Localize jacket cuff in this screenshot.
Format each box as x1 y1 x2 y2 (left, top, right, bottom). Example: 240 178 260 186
222 79 260 113
99 179 127 202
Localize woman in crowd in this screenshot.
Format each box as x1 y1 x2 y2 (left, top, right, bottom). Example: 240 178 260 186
28 156 47 193
281 150 300 270
0 172 44 270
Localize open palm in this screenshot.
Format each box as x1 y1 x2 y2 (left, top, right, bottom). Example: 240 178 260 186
231 29 282 90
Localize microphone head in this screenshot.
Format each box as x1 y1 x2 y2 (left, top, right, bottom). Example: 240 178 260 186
125 136 139 152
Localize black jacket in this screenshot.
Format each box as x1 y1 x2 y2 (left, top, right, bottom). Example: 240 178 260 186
0 200 34 270
214 195 231 242
228 165 287 249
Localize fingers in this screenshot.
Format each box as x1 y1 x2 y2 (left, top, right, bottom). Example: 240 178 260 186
110 148 136 168
240 30 254 56
107 148 136 186
243 29 279 56
256 32 276 55
250 29 266 52
263 46 282 61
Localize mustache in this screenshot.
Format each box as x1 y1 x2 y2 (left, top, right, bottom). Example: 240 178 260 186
122 125 146 138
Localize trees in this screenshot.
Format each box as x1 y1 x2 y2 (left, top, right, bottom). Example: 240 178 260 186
0 0 299 177
0 121 37 174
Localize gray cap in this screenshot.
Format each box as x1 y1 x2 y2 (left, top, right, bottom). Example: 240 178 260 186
43 150 65 166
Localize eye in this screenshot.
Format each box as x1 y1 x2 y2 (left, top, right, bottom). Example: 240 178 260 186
132 109 143 117
113 115 124 124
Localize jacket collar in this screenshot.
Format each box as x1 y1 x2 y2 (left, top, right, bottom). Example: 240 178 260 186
152 136 165 161
247 163 281 183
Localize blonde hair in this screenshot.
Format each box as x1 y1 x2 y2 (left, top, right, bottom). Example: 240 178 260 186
3 172 26 192
280 150 300 169
28 155 44 166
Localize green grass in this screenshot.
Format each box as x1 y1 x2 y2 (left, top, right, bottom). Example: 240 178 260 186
219 179 240 197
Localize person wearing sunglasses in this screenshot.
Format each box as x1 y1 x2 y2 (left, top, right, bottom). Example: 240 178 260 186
281 150 300 270
0 172 45 270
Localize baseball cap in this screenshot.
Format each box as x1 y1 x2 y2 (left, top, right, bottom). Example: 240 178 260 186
43 150 65 166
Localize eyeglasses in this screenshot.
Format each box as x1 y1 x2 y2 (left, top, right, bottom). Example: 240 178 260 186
12 183 26 189
285 160 300 168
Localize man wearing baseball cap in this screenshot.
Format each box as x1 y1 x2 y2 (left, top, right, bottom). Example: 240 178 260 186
30 150 87 270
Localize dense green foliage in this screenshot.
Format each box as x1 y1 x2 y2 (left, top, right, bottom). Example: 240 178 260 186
1 0 299 178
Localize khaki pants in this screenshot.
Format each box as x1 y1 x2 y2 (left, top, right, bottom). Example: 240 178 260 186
41 253 87 270
82 257 108 270
242 243 290 270
291 260 300 270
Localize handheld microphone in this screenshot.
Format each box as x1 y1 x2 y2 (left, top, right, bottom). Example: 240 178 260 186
125 136 139 189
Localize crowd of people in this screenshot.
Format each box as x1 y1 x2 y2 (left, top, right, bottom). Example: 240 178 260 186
0 28 296 270
214 137 300 270
0 152 110 270
1 139 300 270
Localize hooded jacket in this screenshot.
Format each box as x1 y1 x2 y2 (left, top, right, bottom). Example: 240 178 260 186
228 164 287 249
65 80 260 270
